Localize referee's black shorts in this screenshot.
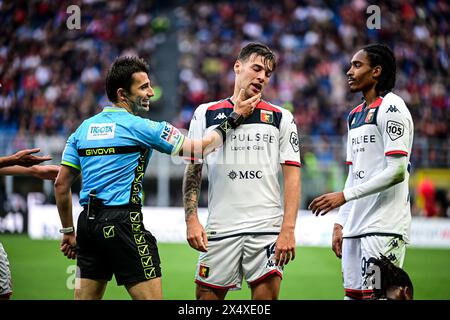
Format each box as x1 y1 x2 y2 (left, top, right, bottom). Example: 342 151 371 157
76 206 161 286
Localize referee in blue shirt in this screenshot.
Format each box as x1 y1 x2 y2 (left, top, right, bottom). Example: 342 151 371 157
54 56 260 300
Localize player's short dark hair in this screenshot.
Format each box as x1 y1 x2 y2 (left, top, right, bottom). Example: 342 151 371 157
106 56 149 103
362 44 396 93
370 255 413 300
237 43 277 73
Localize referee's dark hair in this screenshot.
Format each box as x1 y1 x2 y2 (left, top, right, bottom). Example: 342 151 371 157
237 43 277 73
362 44 396 94
106 56 150 103
370 255 414 300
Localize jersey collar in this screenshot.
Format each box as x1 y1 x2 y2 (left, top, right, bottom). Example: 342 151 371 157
102 106 129 113
360 91 390 110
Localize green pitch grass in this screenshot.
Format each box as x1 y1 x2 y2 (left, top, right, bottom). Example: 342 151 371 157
1 234 450 300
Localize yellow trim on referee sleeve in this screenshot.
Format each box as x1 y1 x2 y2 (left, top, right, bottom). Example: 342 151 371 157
171 134 185 156
61 161 81 171
102 107 128 113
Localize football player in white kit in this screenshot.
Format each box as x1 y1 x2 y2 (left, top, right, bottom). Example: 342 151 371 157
183 43 301 300
309 44 414 300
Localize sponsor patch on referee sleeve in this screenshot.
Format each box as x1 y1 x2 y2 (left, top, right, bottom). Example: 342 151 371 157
160 123 183 146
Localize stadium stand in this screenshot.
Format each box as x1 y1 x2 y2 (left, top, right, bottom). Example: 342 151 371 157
0 0 448 216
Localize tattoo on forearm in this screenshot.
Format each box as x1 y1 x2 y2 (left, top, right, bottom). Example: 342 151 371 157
183 164 203 219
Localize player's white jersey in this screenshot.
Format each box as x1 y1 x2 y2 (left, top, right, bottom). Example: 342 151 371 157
188 98 301 239
344 92 414 242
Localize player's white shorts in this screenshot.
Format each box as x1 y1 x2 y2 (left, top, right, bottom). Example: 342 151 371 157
194 234 283 290
0 243 13 298
342 235 406 300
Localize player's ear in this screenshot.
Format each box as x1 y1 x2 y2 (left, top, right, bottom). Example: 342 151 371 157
117 88 127 102
234 60 241 75
404 286 413 300
372 65 382 79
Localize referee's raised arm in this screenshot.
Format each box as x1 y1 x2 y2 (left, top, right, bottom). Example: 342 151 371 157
178 89 260 158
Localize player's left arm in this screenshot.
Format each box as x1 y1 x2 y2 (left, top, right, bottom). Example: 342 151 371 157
310 98 412 216
310 156 407 216
275 164 301 267
340 99 412 204
275 109 301 267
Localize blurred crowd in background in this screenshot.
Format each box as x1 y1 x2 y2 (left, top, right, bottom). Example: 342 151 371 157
0 0 449 216
0 0 169 138
172 0 449 216
173 0 449 162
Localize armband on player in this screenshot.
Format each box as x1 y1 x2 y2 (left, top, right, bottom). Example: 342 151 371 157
213 111 244 141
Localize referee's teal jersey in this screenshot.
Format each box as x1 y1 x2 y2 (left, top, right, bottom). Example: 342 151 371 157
62 106 184 206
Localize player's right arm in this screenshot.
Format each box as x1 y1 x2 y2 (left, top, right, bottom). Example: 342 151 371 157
54 133 81 260
183 163 207 252
54 165 80 260
182 100 208 252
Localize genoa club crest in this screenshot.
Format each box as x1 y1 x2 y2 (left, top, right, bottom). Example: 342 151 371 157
198 264 210 278
260 110 273 124
365 109 376 123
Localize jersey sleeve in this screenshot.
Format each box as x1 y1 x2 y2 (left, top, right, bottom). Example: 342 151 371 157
134 119 185 155
187 106 207 162
61 132 81 171
279 110 301 167
378 100 411 157
345 120 353 165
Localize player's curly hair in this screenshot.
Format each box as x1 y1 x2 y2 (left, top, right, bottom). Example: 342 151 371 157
362 44 396 94
370 255 413 300
238 43 277 74
106 56 150 103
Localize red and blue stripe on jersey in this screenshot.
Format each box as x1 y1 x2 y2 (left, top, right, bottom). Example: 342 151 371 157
347 96 383 130
205 98 282 129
